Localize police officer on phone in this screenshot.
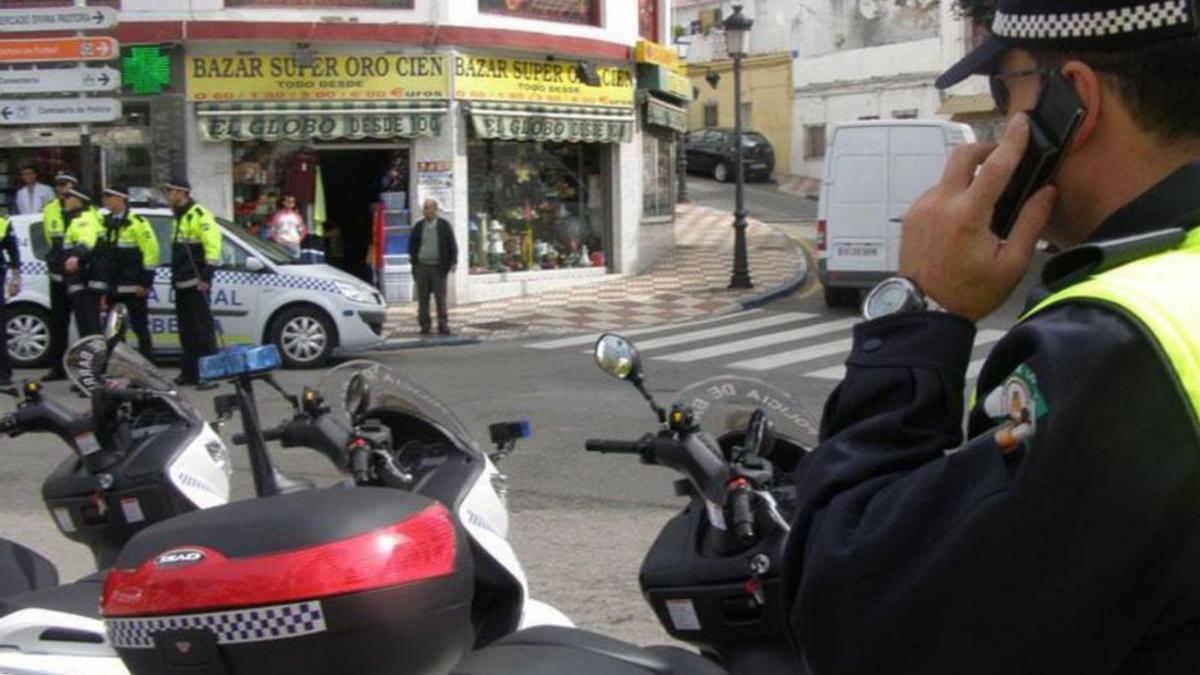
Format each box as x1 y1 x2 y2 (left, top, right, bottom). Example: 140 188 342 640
0 211 21 387
783 1 1200 672
163 178 220 390
98 186 159 358
39 172 79 381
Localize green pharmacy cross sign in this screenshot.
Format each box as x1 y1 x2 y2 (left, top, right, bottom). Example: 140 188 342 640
122 46 171 95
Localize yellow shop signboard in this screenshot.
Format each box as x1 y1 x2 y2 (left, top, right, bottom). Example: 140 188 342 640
453 55 634 107
186 53 450 102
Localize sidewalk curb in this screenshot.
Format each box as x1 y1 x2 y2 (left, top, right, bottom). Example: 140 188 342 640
736 226 813 310
373 335 483 352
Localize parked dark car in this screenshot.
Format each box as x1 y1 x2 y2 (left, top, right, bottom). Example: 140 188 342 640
684 128 775 182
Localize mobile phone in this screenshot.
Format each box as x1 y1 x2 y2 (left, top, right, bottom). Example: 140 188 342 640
990 71 1086 239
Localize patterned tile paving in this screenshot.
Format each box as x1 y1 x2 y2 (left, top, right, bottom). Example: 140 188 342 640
384 204 808 340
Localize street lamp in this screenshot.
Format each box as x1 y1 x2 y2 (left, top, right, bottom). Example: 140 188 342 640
725 4 753 289
674 36 692 204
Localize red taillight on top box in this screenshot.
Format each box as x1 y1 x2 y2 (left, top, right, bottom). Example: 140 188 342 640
101 487 474 675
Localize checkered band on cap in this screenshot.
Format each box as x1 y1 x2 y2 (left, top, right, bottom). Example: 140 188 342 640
994 0 1194 40
105 600 328 649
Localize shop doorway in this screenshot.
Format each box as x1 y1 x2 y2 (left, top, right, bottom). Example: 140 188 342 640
318 146 408 282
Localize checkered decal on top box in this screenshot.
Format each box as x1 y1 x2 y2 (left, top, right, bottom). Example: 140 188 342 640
994 0 1193 39
105 600 327 649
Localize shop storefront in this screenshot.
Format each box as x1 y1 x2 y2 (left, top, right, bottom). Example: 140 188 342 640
455 54 635 279
185 51 450 289
636 40 691 223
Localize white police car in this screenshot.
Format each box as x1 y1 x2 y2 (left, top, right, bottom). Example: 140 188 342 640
5 207 386 369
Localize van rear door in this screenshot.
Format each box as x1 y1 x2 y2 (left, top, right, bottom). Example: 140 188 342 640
825 125 888 280
886 125 952 271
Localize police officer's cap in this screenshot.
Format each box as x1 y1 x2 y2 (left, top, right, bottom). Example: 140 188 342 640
163 177 192 193
54 172 79 186
103 185 131 201
65 187 92 203
936 0 1199 88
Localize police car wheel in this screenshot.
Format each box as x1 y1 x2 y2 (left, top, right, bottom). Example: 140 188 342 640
270 306 335 369
713 162 730 183
6 304 53 368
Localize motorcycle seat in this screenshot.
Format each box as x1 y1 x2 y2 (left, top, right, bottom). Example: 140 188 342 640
452 626 729 675
0 539 58 597
0 573 105 621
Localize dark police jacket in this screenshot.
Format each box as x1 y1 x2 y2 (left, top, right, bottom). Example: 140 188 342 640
0 216 18 285
784 162 1200 675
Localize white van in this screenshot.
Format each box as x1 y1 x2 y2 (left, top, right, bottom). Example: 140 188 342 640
817 120 975 307
5 207 387 369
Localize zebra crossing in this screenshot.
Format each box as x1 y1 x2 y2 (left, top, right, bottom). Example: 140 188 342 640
525 310 1008 382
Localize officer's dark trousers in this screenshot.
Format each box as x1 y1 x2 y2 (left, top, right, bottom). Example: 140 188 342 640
47 280 69 373
0 272 10 382
175 287 216 382
114 294 153 358
69 290 102 338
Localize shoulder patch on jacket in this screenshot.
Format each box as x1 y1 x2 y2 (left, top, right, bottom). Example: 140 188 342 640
982 364 1049 451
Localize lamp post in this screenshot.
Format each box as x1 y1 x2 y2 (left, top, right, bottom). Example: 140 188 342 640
725 4 753 289
674 36 692 204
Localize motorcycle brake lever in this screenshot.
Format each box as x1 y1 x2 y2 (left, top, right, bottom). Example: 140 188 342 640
756 490 791 533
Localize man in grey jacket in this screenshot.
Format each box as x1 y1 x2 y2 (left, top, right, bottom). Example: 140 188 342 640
408 199 458 336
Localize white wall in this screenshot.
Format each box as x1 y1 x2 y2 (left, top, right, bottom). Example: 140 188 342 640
117 0 639 47
184 112 233 218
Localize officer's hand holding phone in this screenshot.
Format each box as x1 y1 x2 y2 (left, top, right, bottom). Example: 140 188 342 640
899 114 1057 321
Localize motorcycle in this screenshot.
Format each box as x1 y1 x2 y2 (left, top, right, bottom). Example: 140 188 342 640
0 306 234 675
99 355 570 675
451 333 816 674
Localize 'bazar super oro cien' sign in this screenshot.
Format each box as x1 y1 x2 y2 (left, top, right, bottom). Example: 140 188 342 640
186 53 450 102
453 55 634 107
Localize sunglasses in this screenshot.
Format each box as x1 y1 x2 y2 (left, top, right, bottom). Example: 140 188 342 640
988 67 1052 114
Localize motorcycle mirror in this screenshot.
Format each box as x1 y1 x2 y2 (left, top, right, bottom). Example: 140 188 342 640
104 303 128 344
345 373 371 422
594 334 643 383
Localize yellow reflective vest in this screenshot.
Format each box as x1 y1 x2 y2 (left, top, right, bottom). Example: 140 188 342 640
171 202 222 288
1023 227 1200 426
42 199 66 281
62 208 105 294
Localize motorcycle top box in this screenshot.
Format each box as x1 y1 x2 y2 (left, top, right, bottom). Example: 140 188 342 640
100 487 474 675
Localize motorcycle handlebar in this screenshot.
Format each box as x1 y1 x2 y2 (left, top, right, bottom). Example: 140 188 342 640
727 480 756 544
232 424 286 446
585 439 645 454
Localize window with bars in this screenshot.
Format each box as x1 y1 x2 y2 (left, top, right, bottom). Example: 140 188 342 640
479 0 600 26
703 102 719 128
642 131 675 219
804 124 826 159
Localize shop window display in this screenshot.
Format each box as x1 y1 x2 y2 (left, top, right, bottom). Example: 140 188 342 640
467 140 607 275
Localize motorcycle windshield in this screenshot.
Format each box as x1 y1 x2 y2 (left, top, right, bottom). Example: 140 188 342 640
317 360 481 455
65 337 201 419
674 375 820 450
104 343 177 393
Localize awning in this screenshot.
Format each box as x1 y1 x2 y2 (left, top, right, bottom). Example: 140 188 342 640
196 101 448 141
644 96 687 133
937 93 996 116
467 102 635 143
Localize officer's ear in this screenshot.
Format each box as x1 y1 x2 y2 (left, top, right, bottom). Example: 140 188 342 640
1061 59 1103 151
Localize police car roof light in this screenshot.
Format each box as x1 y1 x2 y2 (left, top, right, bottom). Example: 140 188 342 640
199 345 282 382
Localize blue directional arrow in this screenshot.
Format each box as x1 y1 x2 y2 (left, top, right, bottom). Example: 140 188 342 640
0 107 11 120
93 11 104 24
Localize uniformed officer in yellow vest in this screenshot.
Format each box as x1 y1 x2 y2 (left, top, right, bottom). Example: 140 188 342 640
0 212 21 387
781 0 1200 671
39 171 77 381
99 185 159 359
162 177 221 390
60 187 105 339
